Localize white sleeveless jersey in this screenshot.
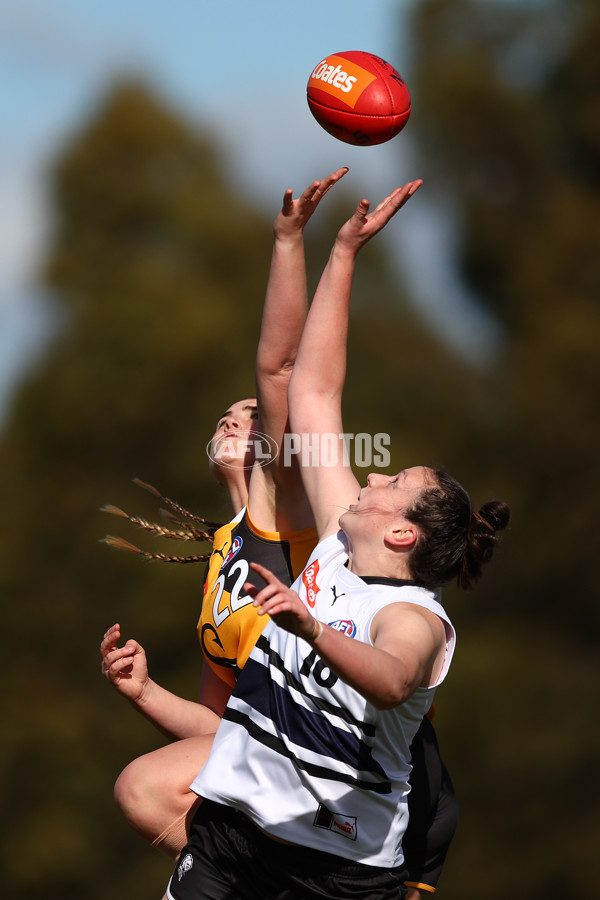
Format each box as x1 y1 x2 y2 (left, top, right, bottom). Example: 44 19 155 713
191 531 456 868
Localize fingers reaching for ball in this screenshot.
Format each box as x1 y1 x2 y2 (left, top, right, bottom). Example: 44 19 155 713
305 167 349 202
336 179 423 251
275 167 349 238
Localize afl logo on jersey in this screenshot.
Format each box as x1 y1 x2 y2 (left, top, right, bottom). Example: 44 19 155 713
302 560 320 608
221 536 243 569
329 619 357 638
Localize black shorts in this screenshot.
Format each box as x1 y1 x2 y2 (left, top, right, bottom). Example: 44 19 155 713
166 799 408 900
403 716 459 890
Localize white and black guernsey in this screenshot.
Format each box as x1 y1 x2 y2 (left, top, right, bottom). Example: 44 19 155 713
191 531 456 868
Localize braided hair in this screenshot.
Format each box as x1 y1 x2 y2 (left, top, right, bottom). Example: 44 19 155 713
100 478 223 563
403 469 510 590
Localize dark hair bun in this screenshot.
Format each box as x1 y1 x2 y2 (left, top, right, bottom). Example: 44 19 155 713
459 500 511 589
478 500 511 534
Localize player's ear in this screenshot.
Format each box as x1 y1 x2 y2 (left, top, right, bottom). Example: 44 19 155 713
385 525 417 549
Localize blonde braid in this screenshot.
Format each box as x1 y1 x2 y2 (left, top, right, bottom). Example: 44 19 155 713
132 478 222 529
99 478 223 565
101 535 212 563
99 505 204 542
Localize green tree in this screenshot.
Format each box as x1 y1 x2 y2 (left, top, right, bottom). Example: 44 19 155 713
411 0 600 620
406 0 600 896
0 80 274 899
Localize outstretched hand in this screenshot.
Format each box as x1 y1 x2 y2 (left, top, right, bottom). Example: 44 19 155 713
274 167 349 240
100 623 149 703
335 179 423 253
245 561 317 641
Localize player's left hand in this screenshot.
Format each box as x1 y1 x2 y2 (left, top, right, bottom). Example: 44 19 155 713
244 561 316 640
335 179 423 253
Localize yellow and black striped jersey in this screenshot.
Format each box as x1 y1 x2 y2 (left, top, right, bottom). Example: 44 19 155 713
198 507 316 689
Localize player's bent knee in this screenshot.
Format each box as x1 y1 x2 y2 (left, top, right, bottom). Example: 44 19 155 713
114 758 150 827
114 752 197 846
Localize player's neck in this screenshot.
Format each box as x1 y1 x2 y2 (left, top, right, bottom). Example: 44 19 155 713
346 544 412 581
224 472 250 516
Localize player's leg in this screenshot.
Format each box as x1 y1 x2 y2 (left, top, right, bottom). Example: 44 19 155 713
114 733 215 857
403 716 459 895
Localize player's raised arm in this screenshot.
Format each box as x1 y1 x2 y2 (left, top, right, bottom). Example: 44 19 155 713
248 168 348 531
287 180 422 539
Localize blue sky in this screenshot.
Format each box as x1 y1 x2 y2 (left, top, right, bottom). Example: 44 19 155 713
0 0 498 423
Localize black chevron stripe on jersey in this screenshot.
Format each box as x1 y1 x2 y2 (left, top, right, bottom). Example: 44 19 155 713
223 705 392 794
229 655 390 785
252 633 376 736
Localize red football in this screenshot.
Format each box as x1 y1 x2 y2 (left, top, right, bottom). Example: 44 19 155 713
307 51 411 146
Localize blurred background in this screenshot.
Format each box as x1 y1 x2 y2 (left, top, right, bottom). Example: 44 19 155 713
1 0 599 897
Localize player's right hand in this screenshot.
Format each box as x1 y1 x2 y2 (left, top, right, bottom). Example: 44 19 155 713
100 623 149 702
274 167 349 240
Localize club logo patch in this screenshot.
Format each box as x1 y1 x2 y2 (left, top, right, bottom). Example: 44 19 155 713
177 853 193 881
313 803 357 841
221 536 243 569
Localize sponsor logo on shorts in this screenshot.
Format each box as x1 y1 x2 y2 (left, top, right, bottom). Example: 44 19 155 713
313 803 357 841
329 619 357 638
302 560 320 608
177 853 193 881
308 55 377 109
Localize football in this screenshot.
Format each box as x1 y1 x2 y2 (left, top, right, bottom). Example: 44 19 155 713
307 51 411 146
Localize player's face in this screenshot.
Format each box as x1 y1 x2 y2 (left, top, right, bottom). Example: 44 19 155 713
211 399 258 443
209 398 259 475
340 466 433 529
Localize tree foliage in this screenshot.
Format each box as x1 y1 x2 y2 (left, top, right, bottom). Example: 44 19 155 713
0 80 273 899
1 0 599 893
409 0 600 621
406 0 600 895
